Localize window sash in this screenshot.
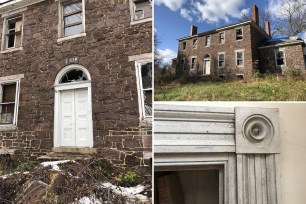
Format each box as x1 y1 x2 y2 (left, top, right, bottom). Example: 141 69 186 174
61 0 84 37
3 15 23 49
0 81 19 125
205 36 211 46
138 62 152 118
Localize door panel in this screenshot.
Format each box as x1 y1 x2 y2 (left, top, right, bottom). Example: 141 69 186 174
205 60 211 75
61 90 75 146
60 89 90 147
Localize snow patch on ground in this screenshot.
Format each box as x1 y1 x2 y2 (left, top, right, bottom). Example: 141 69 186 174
41 160 74 171
78 196 102 204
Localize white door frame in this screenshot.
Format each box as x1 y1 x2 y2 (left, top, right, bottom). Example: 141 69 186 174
53 64 93 148
203 55 211 75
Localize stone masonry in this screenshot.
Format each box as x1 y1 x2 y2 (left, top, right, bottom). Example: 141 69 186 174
0 0 152 161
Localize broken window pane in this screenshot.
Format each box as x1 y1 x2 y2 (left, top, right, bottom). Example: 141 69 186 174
133 0 152 21
5 15 22 49
141 63 152 89
60 69 88 83
0 83 16 124
182 42 186 50
191 58 196 69
140 62 152 117
219 54 225 67
180 59 185 70
193 39 197 49
220 32 225 44
205 36 211 46
236 28 243 40
236 51 244 66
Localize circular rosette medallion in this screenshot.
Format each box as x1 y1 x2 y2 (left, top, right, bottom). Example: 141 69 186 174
242 114 274 146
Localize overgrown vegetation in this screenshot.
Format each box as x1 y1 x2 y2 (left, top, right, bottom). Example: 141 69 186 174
155 74 306 101
0 158 151 204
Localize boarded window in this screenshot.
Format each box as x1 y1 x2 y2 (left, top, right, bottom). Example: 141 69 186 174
218 53 225 68
0 83 16 124
219 32 225 44
205 36 211 46
236 51 244 66
236 28 243 40
133 0 152 21
62 1 84 37
4 15 23 49
140 62 152 118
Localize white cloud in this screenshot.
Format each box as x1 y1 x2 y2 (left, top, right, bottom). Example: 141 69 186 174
158 49 177 65
240 8 250 17
193 0 245 23
267 0 283 18
155 0 187 11
180 8 193 22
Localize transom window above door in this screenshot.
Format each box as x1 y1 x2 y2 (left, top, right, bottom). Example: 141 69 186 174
59 69 88 83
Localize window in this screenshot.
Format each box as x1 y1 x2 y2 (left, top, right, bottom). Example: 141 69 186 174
59 69 88 83
180 59 185 70
191 57 196 70
235 50 244 67
193 39 197 49
0 81 20 126
60 0 84 37
2 15 23 50
131 0 152 22
218 53 225 68
137 62 152 118
219 32 225 44
236 28 243 40
182 42 187 51
275 50 285 66
205 36 211 47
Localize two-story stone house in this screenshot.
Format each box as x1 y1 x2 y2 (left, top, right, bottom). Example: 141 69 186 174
176 5 306 80
0 0 152 165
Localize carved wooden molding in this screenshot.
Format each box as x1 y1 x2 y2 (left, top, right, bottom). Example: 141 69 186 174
154 104 281 204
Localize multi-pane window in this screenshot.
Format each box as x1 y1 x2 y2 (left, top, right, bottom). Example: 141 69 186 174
274 50 285 66
236 51 244 66
218 53 225 68
132 0 152 21
2 15 23 50
0 82 19 125
182 42 186 51
219 32 225 44
61 1 84 37
191 57 196 70
236 28 243 40
180 59 185 70
138 62 152 118
205 36 211 46
193 39 197 49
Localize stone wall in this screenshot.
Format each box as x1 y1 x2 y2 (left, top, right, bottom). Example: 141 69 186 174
259 44 305 74
0 0 152 159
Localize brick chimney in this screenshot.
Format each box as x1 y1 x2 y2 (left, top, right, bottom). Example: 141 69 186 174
265 20 271 36
252 5 259 26
190 25 197 36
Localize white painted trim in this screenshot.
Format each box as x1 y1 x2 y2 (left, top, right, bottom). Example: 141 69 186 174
203 54 211 75
235 49 245 67
130 17 152 25
57 33 86 43
1 7 27 18
219 31 225 44
190 56 197 70
54 65 93 148
0 0 45 13
235 27 243 41
205 35 211 47
0 74 24 82
258 41 303 49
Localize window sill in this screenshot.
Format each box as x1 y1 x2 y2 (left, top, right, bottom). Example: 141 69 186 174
130 17 152 25
0 47 23 54
140 118 152 127
57 33 87 43
205 45 211 47
0 125 17 131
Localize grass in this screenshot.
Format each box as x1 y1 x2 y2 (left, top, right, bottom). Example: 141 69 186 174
155 76 306 101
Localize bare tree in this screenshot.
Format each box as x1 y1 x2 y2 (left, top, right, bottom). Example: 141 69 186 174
273 0 306 36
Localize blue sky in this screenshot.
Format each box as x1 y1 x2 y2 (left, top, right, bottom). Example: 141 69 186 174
155 0 306 64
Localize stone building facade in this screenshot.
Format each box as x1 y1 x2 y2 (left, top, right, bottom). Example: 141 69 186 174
0 0 152 165
175 5 306 80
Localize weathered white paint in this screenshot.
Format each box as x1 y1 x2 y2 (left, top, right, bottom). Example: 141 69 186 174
154 104 281 204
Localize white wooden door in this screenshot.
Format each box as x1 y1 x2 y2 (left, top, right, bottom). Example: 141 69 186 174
60 89 90 147
204 60 211 75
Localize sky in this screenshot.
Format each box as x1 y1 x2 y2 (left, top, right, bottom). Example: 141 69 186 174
155 0 306 64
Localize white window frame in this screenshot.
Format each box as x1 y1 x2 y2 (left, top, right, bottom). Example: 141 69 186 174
129 0 152 25
1 13 24 53
274 49 286 67
135 60 152 121
57 0 86 42
182 41 187 51
0 74 23 131
219 32 225 44
205 35 211 47
235 49 244 67
190 57 197 70
235 27 243 41
218 52 226 68
193 39 197 49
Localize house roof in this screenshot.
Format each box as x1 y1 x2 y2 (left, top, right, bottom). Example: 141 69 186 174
259 37 305 49
178 20 270 41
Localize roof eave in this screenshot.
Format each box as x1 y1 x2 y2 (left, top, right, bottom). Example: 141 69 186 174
0 0 46 14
